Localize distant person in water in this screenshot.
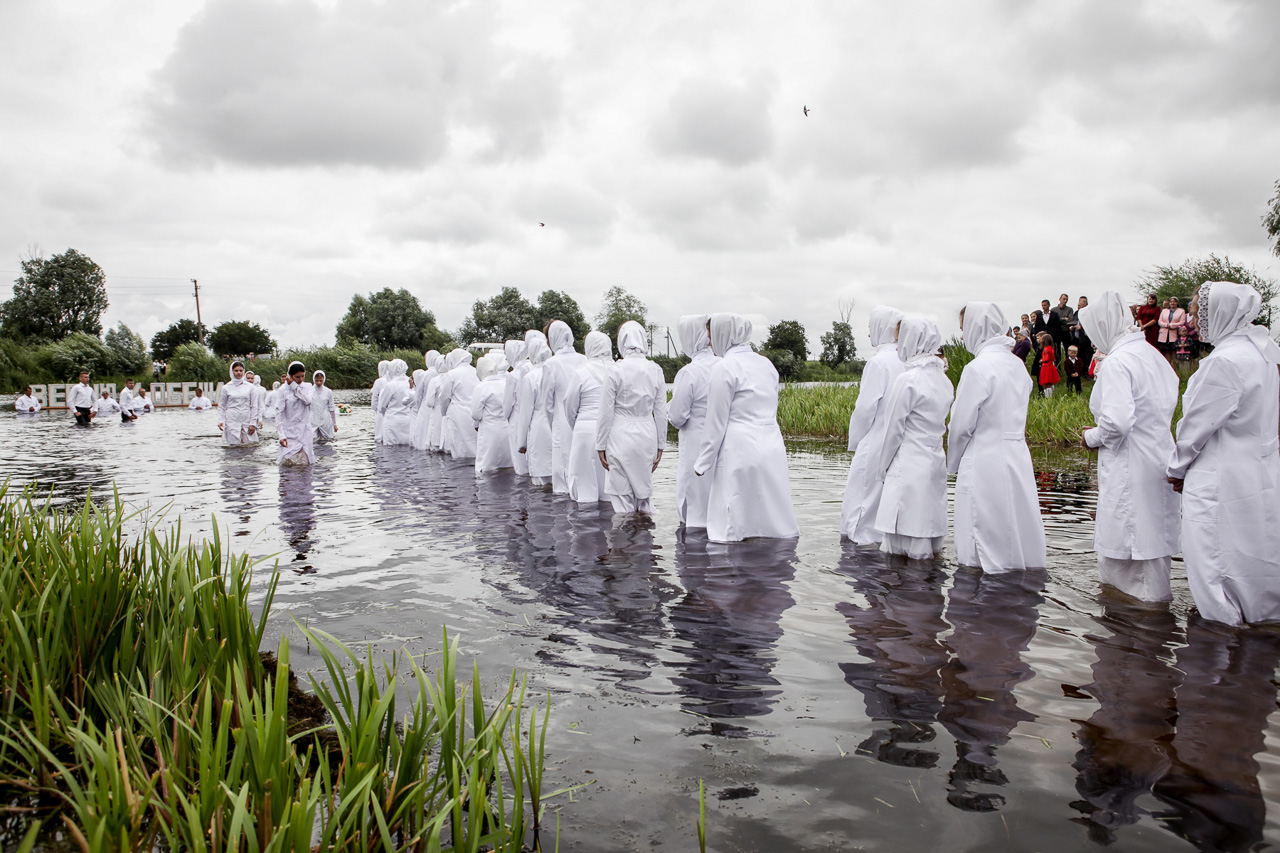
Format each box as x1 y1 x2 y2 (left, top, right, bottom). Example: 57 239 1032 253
119 378 139 421
277 361 315 466
15 385 40 413
188 388 212 410
67 372 95 424
311 371 338 440
94 390 121 418
135 388 154 414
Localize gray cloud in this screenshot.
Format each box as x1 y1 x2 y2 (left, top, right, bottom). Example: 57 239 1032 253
651 75 776 167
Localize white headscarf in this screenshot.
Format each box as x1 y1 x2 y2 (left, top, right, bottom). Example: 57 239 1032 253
709 313 753 357
253 375 262 387
1197 281 1280 363
410 368 424 389
313 370 326 385
389 359 407 379
868 306 904 348
584 330 613 382
271 381 281 391
678 314 712 358
617 321 648 358
960 302 1013 354
505 339 527 367
424 350 441 370
228 360 245 386
1077 290 1135 355
428 352 444 371
445 349 473 371
547 320 575 354
527 333 552 365
377 360 390 380
896 316 942 367
476 354 499 381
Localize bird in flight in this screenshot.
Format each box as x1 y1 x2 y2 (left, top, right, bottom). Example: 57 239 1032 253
803 106 810 116
539 222 545 227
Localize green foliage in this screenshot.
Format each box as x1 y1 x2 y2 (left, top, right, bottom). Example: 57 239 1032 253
941 336 976 387
652 353 690 382
1264 179 1280 258
103 322 149 375
208 319 277 356
456 286 538 345
819 321 857 369
776 383 859 438
0 338 43 390
334 288 450 351
594 286 646 354
0 248 109 343
764 319 809 363
760 348 800 380
795 359 862 382
166 341 224 382
149 318 206 360
536 289 590 352
1136 253 1279 326
40 331 114 381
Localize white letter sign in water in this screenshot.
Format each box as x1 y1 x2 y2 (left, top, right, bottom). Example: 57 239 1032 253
29 383 226 409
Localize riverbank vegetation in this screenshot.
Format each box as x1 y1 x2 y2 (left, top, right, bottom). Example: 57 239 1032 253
0 486 565 851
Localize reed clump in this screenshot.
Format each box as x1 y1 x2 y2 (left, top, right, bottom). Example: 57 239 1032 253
0 485 569 851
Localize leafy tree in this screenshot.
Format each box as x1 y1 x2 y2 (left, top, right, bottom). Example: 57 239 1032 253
150 318 207 360
166 341 224 382
760 348 799 381
456 286 538 345
0 248 109 342
104 322 149 375
535 290 590 352
764 319 809 363
1265 179 1280 258
819 321 857 369
40 332 114 381
208 320 277 356
593 286 646 355
334 288 449 351
1136 254 1279 327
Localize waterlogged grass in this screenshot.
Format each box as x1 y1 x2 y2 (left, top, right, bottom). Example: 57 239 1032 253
0 485 571 851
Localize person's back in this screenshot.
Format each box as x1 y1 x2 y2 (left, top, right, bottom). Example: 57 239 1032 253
670 316 721 527
596 323 666 513
445 363 480 458
379 360 413 446
543 322 588 493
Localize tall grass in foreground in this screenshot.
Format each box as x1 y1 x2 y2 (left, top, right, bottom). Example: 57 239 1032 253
0 485 568 851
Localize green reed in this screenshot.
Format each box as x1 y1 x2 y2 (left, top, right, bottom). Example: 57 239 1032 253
0 484 570 851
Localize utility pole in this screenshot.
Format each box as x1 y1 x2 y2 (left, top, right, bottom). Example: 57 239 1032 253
191 279 203 343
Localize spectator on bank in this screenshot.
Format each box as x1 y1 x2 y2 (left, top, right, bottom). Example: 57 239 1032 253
1037 332 1060 396
1158 297 1186 365
1064 346 1084 394
1132 294 1160 347
1012 330 1032 363
1071 295 1094 366
1019 313 1033 338
1051 293 1075 352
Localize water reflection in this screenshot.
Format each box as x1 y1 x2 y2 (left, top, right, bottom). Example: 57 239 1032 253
219 457 264 533
278 464 316 572
669 531 797 728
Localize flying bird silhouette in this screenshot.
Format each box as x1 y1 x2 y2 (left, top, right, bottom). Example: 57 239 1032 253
539 222 545 227
803 105 809 116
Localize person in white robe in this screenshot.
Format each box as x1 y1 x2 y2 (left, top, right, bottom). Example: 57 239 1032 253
15 386 41 413
217 360 260 446
596 322 667 514
371 360 390 443
840 306 906 544
470 353 514 474
542 321 588 493
134 389 154 414
412 352 442 451
516 333 554 485
947 302 1047 573
694 314 800 543
262 380 279 422
439 349 479 460
668 315 720 528
407 367 426 441
376 359 414 446
424 354 449 452
118 379 140 422
188 388 213 410
504 339 530 475
563 330 613 504
874 317 953 559
93 391 121 417
276 362 315 466
1077 291 1180 601
311 370 338 440
1167 281 1280 627
247 374 266 431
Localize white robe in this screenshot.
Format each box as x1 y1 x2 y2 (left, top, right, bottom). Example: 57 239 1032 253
669 350 721 528
262 390 277 421
1168 333 1280 626
252 383 268 424
507 362 531 475
371 377 386 443
840 342 905 544
411 368 438 450
544 349 588 494
440 366 479 460
94 397 121 416
693 345 799 542
596 354 667 512
188 395 212 411
424 373 447 451
946 346 1047 572
378 375 413 446
1083 331 1180 601
874 358 952 558
217 381 260 446
470 376 513 473
518 365 554 483
564 367 610 503
311 386 337 440
15 394 41 413
276 381 315 465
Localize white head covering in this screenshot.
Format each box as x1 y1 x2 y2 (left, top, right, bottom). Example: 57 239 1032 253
272 381 281 391
617 321 648 358
424 350 441 370
1197 281 1280 363
527 333 552 365
896 316 942 366
253 375 262 387
505 339 527 367
1076 290 1135 355
960 302 1013 354
678 314 712 358
445 348 473 371
476 354 498 381
547 320 574 354
389 359 407 379
585 330 613 382
377 360 390 380
868 306 905 348
429 351 444 371
411 368 425 389
709 313 753 357
228 360 245 386
313 370 326 384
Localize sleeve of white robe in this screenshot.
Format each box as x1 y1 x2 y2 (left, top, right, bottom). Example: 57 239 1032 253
1083 364 1137 450
876 378 915 479
470 387 485 430
371 381 382 414
217 387 229 427
503 374 518 420
542 362 559 428
327 389 338 427
515 373 536 450
651 367 668 456
249 386 262 425
438 373 455 417
285 380 312 410
425 377 442 410
847 360 889 452
668 368 694 430
1167 357 1243 479
945 368 985 475
693 363 737 476
594 368 621 452
563 373 582 433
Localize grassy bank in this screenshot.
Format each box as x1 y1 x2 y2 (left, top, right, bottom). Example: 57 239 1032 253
0 486 566 851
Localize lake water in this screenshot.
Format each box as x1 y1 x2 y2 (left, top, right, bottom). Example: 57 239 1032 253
2 392 1277 852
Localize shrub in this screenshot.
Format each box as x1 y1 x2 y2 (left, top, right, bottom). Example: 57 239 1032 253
166 341 225 382
40 331 114 381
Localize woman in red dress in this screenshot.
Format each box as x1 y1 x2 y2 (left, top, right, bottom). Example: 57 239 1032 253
1132 294 1160 347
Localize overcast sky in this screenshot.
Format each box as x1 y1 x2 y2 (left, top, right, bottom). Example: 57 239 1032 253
2 0 1277 356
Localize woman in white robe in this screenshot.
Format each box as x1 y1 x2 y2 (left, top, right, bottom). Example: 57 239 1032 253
1167 281 1280 627
874 317 953 559
377 359 413 446
516 333 554 485
311 370 339 441
276 361 315 466
217 360 260 446
248 375 266 433
439 349 479 460
412 352 441 451
596 322 667 514
694 314 799 542
504 339 530 475
564 330 613 504
1077 291 1180 601
669 315 720 528
542 320 589 494
263 380 279 422
470 354 514 473
947 302 1047 573
840 306 905 544
407 367 426 442
371 360 390 443
424 354 448 452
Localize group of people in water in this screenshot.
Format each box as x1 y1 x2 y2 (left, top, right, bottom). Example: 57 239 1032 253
215 360 339 466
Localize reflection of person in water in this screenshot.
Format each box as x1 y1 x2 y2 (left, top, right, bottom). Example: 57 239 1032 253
669 531 797 723
1070 600 1181 844
938 567 1045 811
278 464 316 572
835 545 948 768
219 459 264 532
1153 616 1280 852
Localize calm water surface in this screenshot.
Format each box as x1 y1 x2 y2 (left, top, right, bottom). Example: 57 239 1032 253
2 394 1278 852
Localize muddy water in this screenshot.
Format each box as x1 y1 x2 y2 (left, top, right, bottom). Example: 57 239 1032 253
3 395 1279 852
